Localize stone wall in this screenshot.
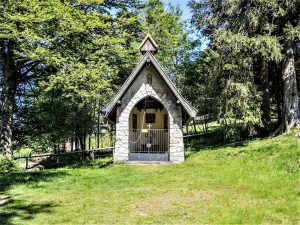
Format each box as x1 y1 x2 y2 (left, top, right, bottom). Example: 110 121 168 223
114 65 184 163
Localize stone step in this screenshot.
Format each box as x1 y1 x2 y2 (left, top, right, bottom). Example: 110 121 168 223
125 161 171 165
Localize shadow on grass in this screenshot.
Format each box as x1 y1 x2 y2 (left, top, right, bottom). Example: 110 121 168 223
38 152 113 169
0 170 67 193
184 132 253 159
0 198 57 225
0 171 67 224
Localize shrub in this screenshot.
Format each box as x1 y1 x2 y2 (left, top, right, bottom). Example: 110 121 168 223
0 155 21 172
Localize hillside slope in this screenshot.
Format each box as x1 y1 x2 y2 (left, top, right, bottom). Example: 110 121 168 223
0 132 299 224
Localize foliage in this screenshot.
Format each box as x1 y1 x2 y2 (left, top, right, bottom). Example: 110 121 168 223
220 80 262 140
15 147 32 155
0 0 142 153
1 0 195 154
1 0 299 152
188 0 300 135
0 155 21 172
180 49 220 131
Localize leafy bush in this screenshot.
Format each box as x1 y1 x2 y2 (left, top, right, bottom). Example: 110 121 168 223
0 155 22 172
16 148 33 155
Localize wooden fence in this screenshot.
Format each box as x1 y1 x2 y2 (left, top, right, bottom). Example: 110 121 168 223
14 147 114 170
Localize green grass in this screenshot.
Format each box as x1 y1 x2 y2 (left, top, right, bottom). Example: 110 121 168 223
1 132 300 224
184 120 222 134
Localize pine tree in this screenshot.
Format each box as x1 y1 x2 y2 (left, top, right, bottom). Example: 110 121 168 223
189 0 300 134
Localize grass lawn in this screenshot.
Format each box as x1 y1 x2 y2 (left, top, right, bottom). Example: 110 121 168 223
0 132 299 224
184 120 222 134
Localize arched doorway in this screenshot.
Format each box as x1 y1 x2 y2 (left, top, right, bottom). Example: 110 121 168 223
128 96 170 161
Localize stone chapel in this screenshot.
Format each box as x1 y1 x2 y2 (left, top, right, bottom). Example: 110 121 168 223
102 34 197 163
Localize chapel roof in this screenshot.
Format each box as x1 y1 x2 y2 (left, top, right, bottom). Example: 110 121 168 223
101 34 198 125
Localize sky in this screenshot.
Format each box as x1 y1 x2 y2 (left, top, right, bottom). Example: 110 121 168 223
163 0 192 20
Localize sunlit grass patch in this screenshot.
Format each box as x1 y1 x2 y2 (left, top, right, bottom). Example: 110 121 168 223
0 132 299 224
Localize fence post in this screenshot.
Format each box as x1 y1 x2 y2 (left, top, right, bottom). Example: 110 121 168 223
25 157 28 170
90 150 95 161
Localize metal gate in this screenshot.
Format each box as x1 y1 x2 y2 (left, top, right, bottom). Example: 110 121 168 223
129 129 169 161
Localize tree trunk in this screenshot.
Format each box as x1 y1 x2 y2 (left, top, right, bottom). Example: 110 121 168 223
259 56 271 130
75 137 78 150
0 43 18 159
276 85 282 126
71 137 74 151
274 43 299 134
270 61 283 127
82 134 86 150
97 100 101 148
80 137 84 151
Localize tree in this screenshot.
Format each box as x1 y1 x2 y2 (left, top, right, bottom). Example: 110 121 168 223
189 0 300 135
0 0 141 157
277 21 300 133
